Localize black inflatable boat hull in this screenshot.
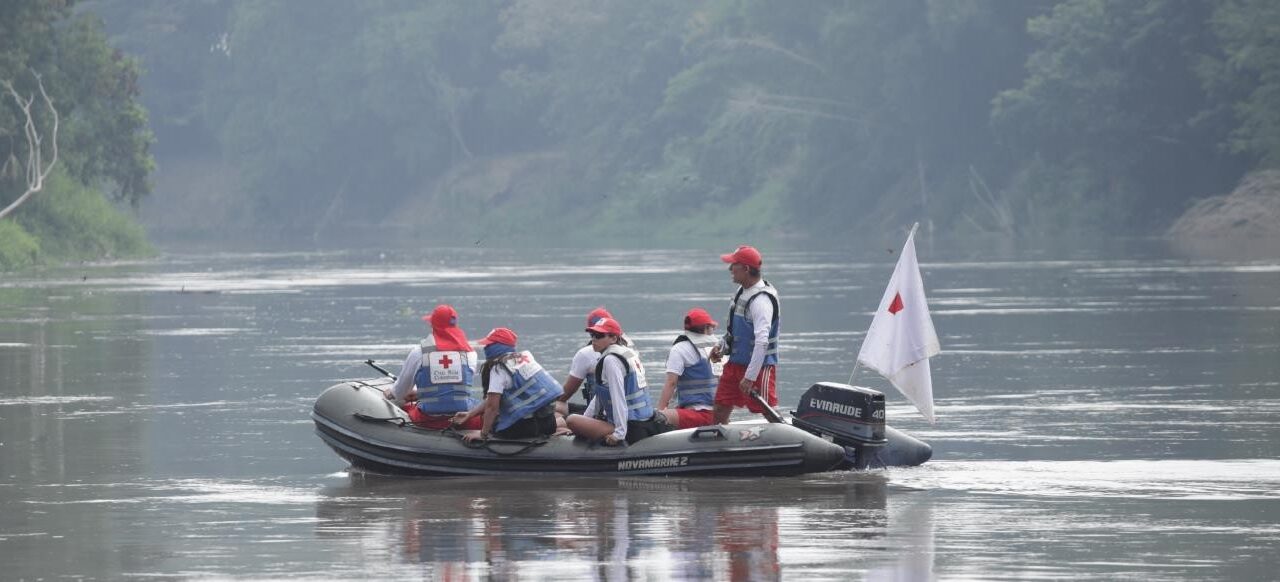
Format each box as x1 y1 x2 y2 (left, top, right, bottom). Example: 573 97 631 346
313 380 850 477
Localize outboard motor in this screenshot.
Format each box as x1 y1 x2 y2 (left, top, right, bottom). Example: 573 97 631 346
791 382 931 469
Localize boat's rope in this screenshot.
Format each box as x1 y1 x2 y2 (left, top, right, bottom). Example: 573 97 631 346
350 379 391 390
449 426 549 456
352 413 550 454
352 412 408 427
472 438 549 456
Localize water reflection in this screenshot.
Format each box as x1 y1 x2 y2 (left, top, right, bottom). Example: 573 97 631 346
316 474 920 580
4 244 1275 578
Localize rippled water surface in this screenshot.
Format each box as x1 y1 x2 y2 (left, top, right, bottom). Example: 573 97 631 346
2 241 1278 580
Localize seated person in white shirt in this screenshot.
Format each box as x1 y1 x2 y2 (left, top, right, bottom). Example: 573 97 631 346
656 308 722 429
565 318 670 446
556 307 614 416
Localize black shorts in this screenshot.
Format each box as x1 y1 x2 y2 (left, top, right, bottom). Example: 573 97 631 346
624 413 674 445
493 404 557 439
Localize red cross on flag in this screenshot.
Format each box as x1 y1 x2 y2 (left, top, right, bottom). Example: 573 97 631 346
856 223 941 423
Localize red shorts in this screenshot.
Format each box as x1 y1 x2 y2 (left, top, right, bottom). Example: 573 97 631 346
672 407 716 429
405 404 482 430
714 363 777 412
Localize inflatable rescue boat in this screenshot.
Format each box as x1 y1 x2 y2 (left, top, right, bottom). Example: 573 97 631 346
312 377 931 477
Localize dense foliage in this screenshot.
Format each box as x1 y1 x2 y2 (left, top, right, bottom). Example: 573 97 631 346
0 0 153 268
10 0 1279 255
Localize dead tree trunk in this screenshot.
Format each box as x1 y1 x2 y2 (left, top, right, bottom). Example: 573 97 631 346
0 73 59 220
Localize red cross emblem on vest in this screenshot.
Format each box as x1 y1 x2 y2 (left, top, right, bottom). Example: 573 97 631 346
437 354 454 369
517 353 532 365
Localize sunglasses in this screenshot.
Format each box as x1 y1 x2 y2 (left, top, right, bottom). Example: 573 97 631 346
588 331 608 340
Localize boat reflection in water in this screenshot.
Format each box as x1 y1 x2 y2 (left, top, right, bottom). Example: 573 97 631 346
316 473 934 580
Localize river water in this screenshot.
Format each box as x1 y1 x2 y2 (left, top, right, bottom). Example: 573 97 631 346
2 240 1278 580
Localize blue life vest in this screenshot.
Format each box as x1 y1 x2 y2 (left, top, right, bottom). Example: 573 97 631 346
674 332 721 408
726 282 780 366
592 344 654 424
492 351 562 432
414 339 479 414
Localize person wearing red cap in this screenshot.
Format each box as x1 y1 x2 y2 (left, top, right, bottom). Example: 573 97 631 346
565 317 669 445
557 306 615 415
711 245 780 424
384 304 483 430
656 308 722 429
451 327 566 441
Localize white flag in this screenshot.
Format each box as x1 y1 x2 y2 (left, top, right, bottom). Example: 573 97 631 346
857 225 941 423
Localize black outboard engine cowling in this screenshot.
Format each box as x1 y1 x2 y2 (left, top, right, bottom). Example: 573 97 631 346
790 382 933 469
791 382 887 446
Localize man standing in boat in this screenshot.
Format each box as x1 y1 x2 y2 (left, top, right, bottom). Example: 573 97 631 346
383 304 483 430
711 245 780 424
657 307 722 429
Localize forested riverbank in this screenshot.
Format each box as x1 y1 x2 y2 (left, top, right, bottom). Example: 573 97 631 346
3 1 1278 268
1 0 153 269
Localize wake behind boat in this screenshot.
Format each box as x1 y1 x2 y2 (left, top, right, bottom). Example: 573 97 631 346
311 376 931 477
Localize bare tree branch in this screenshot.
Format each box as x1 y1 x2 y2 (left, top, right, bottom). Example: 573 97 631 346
0 72 59 221
727 88 865 124
712 37 829 77
967 165 1016 236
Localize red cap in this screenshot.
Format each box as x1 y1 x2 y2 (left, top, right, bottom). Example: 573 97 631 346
422 304 471 351
585 306 613 328
720 245 762 268
478 327 518 346
683 308 717 329
585 317 623 336
423 304 459 329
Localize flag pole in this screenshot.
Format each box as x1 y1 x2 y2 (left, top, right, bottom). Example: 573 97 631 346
848 222 921 387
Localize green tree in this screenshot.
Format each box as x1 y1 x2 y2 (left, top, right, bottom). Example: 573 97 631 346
2 0 153 208
1201 0 1280 167
1 0 153 268
203 1 512 234
992 0 1245 232
88 0 232 155
73 0 1278 243
638 1 1048 236
492 0 696 231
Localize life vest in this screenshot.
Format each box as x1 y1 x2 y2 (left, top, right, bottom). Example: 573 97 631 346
492 351 562 432
578 333 632 402
575 344 600 403
725 282 780 366
673 332 722 408
592 344 654 424
414 339 479 414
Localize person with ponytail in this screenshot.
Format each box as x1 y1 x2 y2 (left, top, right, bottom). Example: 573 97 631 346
452 327 566 441
383 304 483 430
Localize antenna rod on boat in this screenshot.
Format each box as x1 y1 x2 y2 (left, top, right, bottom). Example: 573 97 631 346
847 361 860 386
365 359 396 380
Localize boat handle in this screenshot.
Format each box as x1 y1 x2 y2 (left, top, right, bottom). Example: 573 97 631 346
689 426 726 441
